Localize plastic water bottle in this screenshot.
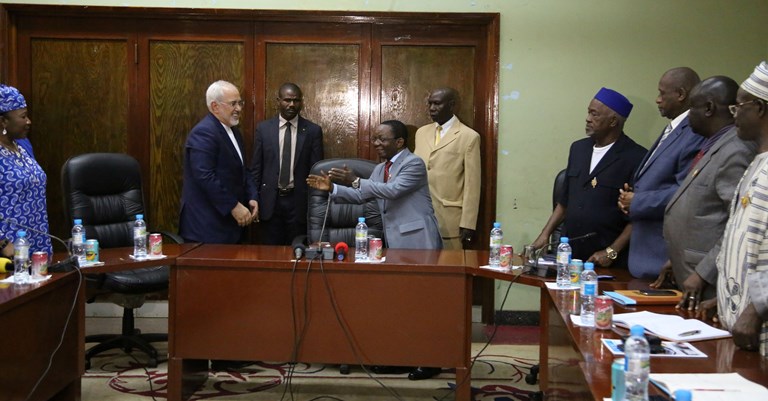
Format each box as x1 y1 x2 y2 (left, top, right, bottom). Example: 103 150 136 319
355 217 368 261
71 219 86 266
624 325 650 401
580 262 598 327
13 230 30 284
133 214 147 258
488 222 503 267
556 237 572 287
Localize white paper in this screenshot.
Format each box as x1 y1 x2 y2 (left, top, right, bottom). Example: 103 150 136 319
479 264 522 272
128 254 167 261
0 274 53 284
354 257 386 264
546 281 579 290
612 311 731 342
650 373 768 400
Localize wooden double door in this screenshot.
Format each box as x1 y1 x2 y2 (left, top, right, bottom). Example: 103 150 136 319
4 6 498 257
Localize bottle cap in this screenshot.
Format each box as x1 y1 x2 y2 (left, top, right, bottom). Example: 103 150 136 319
673 389 692 401
584 262 594 270
358 217 365 222
136 214 144 220
17 230 26 238
560 236 569 243
74 219 82 225
630 325 645 337
493 222 501 228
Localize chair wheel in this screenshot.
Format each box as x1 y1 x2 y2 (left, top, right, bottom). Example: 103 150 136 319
525 364 539 384
339 364 350 375
147 358 158 368
529 390 543 401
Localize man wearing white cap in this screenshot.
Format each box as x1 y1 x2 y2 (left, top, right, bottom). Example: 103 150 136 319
716 61 768 357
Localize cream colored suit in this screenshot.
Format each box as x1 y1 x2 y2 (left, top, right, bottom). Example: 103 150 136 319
414 118 481 249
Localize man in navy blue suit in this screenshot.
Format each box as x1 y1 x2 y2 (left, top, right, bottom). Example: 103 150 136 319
179 80 259 244
252 83 324 245
532 88 647 268
619 68 705 278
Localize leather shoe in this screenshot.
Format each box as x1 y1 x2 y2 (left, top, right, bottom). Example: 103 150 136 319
370 365 409 374
408 366 441 381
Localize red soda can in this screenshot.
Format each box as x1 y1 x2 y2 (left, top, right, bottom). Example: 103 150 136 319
149 233 163 256
595 295 614 330
31 251 48 276
368 237 383 260
499 244 513 268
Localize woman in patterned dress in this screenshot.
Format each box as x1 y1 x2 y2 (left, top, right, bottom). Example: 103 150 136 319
0 84 52 257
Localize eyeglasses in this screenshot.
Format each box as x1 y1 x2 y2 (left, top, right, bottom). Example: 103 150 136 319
373 136 397 144
728 99 763 116
219 99 246 108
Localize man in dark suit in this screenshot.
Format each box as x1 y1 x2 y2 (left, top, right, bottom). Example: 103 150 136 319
532 88 647 268
252 83 324 245
653 76 755 311
179 80 258 244
619 67 705 278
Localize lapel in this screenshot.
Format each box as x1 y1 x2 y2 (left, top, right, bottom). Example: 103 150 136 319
667 128 734 210
388 148 410 182
586 135 624 186
434 121 461 152
294 117 307 168
636 118 689 179
210 114 243 166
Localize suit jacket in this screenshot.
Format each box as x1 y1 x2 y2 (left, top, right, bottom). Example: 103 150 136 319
179 113 258 243
333 149 442 250
664 127 756 297
628 116 705 278
559 134 647 265
414 119 481 237
251 115 324 223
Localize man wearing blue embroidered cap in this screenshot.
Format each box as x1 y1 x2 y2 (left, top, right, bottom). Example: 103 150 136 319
532 88 647 268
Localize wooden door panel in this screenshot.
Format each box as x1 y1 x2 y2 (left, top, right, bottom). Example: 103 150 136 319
380 45 475 149
264 43 359 160
30 38 129 240
149 40 245 233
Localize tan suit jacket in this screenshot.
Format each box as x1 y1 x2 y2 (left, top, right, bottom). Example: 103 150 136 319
414 118 481 240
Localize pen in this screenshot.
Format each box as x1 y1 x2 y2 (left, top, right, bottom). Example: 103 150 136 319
678 330 701 337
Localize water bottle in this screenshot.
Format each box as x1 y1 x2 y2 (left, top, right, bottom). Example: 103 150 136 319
133 214 147 258
71 219 86 266
556 237 572 287
12 230 30 284
488 222 503 267
580 262 598 327
624 325 650 401
355 217 368 261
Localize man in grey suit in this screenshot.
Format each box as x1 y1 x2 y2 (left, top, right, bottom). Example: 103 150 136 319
652 76 756 313
307 119 442 250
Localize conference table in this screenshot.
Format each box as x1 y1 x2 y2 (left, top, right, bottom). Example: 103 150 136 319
1 269 82 401
167 245 473 401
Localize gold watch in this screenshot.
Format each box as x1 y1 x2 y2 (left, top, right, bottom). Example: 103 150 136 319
605 246 618 260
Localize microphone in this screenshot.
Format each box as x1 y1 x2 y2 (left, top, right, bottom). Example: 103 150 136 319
334 242 349 261
537 231 597 253
291 236 306 260
0 215 78 272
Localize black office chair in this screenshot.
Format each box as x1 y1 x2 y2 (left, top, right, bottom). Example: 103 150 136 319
548 168 567 253
305 158 384 245
304 158 383 374
61 153 182 369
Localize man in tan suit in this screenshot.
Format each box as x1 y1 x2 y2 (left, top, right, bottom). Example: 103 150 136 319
414 87 481 250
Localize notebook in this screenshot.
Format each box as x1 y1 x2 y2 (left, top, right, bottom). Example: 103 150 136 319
612 311 730 342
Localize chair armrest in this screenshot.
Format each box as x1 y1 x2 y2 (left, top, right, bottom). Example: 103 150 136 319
157 230 184 244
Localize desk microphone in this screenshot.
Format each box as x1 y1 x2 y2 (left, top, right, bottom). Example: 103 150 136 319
334 242 348 261
291 236 306 260
0 214 78 272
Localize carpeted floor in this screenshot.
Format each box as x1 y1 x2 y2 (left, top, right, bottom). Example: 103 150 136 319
82 342 542 401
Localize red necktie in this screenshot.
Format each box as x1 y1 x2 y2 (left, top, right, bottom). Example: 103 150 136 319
384 161 392 183
689 149 705 173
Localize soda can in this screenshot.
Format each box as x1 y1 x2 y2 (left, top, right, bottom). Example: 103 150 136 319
85 239 99 262
569 258 583 285
149 233 163 256
31 251 48 277
595 295 614 330
368 237 383 260
499 244 513 268
611 358 625 401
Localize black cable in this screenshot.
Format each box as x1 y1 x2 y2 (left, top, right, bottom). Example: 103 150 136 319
124 349 160 401
24 266 83 401
434 271 520 401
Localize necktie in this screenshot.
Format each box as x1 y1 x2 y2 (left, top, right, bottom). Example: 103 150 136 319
384 161 393 183
689 149 705 173
435 125 442 145
279 122 292 189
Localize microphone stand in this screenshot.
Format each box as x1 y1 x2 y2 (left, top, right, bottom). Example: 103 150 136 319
526 232 596 277
1 216 78 272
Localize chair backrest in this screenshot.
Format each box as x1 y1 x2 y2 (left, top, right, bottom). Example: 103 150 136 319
61 153 145 248
307 158 383 244
550 168 567 252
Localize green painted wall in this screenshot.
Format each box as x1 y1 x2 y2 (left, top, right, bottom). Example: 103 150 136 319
5 0 767 311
